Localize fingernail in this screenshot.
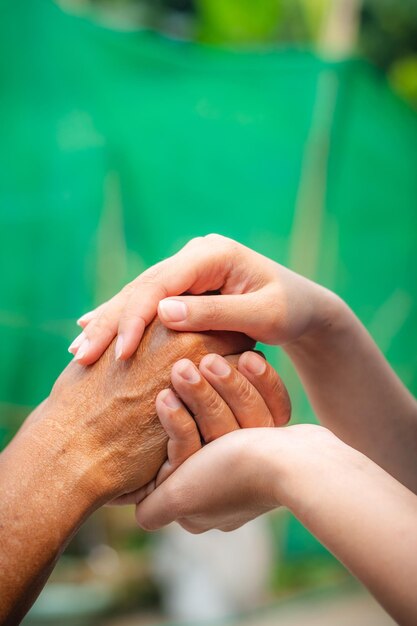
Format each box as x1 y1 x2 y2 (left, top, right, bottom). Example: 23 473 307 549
115 335 123 360
74 338 90 361
68 332 85 354
243 352 266 375
204 354 231 377
77 311 94 326
159 299 187 323
162 390 182 410
178 361 200 384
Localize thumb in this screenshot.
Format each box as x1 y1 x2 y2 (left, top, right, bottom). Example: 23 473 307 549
135 479 181 531
157 293 272 342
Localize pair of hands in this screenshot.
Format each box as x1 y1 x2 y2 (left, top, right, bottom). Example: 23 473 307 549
66 234 339 532
112 349 291 532
9 235 416 626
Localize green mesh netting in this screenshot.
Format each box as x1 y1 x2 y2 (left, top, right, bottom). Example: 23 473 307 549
1 0 416 558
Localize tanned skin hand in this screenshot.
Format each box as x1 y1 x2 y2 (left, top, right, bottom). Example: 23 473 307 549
0 318 254 625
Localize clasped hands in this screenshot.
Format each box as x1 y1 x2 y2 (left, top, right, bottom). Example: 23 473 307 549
41 315 291 528
6 235 416 626
59 233 345 532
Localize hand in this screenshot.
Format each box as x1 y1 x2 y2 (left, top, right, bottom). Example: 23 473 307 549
134 421 417 626
110 350 290 506
135 424 332 533
71 235 417 501
70 234 339 364
39 317 254 503
0 319 255 624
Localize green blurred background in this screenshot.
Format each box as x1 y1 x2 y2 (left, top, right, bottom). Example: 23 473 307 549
0 0 416 624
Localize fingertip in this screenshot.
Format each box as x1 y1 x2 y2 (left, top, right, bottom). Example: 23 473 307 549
156 389 188 438
199 353 231 378
156 388 171 405
116 323 146 360
171 359 200 385
238 354 292 428
73 339 109 366
77 311 96 327
115 335 124 360
73 353 97 366
238 351 267 376
68 331 86 355
158 299 188 324
73 337 90 362
135 504 160 532
157 389 182 412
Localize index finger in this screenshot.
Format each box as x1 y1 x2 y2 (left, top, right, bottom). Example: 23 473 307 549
76 235 238 364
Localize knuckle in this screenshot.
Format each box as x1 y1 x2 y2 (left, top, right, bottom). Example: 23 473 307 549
175 418 199 442
137 277 169 301
139 263 163 284
179 519 204 535
85 312 115 339
186 236 205 249
204 233 236 254
197 387 224 416
206 298 221 324
204 233 223 244
230 374 257 408
121 281 135 297
120 309 146 328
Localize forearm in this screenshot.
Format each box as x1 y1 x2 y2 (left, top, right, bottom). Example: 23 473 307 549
0 320 251 623
275 431 417 626
0 419 100 625
285 295 417 492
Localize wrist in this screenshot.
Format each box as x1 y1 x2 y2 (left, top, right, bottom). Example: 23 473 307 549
267 425 353 512
17 408 107 515
284 290 355 359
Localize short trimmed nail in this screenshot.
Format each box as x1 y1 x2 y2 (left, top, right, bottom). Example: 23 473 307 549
243 352 266 375
205 354 231 377
115 335 124 360
74 338 90 361
162 390 182 410
159 299 187 323
68 332 85 354
77 311 94 326
178 362 200 384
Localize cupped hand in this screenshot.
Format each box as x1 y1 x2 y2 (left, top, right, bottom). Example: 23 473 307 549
136 428 280 533
70 234 335 364
110 350 291 506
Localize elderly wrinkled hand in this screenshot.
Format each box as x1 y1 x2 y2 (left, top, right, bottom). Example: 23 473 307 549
43 317 255 502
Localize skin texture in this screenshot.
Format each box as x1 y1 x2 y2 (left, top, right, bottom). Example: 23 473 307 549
2 317 289 625
74 233 417 624
76 234 417 494
135 424 417 626
49 317 255 498
120 350 290 506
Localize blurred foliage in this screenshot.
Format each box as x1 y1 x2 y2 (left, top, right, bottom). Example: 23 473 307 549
61 0 417 106
360 0 417 106
195 0 283 45
360 0 417 69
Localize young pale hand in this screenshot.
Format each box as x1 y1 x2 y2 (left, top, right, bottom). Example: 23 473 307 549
70 234 337 364
110 350 290 507
135 423 334 534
